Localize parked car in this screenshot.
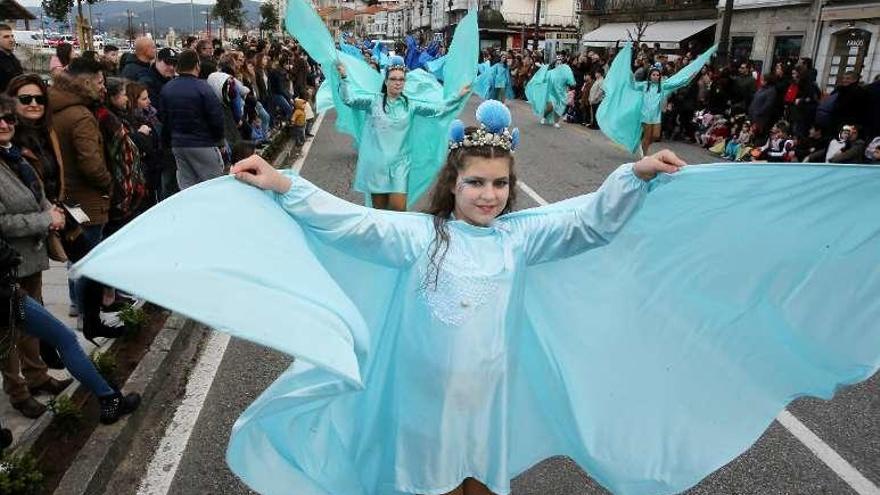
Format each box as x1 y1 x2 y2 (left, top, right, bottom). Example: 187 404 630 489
13 30 44 47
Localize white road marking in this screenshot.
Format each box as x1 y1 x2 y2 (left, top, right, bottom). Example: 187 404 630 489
521 180 879 495
136 331 230 495
136 114 324 494
777 410 880 495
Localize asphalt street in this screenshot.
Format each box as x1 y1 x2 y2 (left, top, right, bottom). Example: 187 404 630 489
132 97 878 495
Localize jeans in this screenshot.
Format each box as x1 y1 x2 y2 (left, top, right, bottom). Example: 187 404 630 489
272 94 293 121
255 102 271 135
22 296 114 397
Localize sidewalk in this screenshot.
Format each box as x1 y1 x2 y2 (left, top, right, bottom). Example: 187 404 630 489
1 262 101 448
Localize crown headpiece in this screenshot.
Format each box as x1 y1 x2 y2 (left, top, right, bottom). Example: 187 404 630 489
448 100 520 152
387 55 407 73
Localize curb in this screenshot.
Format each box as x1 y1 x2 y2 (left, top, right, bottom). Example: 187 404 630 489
52 315 205 495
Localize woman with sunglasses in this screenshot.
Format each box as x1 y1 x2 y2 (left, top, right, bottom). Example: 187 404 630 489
7 74 63 211
0 93 140 424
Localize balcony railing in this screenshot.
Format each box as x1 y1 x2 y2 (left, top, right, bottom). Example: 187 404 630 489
503 12 578 27
579 0 715 14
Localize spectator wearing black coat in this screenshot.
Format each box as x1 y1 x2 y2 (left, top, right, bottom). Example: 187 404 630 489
120 37 156 83
0 24 22 92
749 72 779 140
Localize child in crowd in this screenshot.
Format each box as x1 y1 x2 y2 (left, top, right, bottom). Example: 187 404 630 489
722 120 753 162
291 98 307 147
303 88 316 138
866 136 880 164
794 125 828 162
250 115 267 145
702 117 730 150
754 121 796 162
693 110 715 146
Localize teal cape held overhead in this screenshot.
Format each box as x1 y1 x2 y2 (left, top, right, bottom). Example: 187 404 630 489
291 0 478 208
525 63 576 120
598 43 716 154
72 162 880 495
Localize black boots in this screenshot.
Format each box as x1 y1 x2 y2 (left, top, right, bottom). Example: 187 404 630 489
99 391 141 425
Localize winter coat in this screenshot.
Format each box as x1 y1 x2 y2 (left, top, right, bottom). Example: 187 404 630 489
49 71 111 225
137 66 172 117
0 49 22 92
748 85 778 130
160 74 225 148
121 58 152 84
0 152 51 277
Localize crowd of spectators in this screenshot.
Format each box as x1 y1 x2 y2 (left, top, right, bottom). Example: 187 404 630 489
0 21 322 448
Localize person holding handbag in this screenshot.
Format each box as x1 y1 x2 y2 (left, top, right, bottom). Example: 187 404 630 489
0 93 72 418
0 94 140 423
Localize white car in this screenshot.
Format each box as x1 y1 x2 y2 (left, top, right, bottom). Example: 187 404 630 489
13 30 44 47
93 35 105 50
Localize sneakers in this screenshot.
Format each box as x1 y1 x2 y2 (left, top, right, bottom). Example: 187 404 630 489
553 122 561 128
68 304 79 317
540 118 546 125
11 397 47 419
29 377 73 396
99 391 141 424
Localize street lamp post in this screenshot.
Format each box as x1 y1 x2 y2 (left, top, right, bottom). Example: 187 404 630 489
191 0 195 37
201 10 211 38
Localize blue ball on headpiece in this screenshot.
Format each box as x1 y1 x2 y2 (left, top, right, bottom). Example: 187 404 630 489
449 120 466 144
475 100 511 133
388 55 406 68
510 128 520 150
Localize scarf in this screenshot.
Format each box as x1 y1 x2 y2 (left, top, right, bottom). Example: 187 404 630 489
0 144 41 203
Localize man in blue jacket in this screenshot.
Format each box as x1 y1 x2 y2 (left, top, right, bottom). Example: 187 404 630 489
160 49 226 190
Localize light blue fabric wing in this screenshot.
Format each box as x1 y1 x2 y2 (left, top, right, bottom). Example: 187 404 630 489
403 9 478 208
515 163 880 495
547 64 575 116
425 54 446 81
73 164 880 495
524 64 551 118
661 44 717 93
473 61 494 100
71 177 370 388
597 43 643 154
285 0 382 145
405 35 420 70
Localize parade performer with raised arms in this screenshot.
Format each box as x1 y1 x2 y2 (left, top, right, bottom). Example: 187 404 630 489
72 92 880 495
525 61 575 127
334 56 470 210
598 43 717 155
293 0 478 210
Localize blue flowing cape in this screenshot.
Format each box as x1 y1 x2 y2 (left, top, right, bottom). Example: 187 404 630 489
286 0 478 207
73 164 880 495
598 43 717 154
525 63 575 118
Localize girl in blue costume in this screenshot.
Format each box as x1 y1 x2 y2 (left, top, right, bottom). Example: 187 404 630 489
525 62 575 128
334 56 471 211
227 100 682 495
598 44 717 156
490 53 514 103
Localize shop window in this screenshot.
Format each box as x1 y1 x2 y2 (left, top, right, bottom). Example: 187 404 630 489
772 35 803 69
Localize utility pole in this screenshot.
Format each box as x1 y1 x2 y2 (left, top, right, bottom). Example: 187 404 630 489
717 0 734 66
151 0 158 39
533 0 541 51
191 0 195 36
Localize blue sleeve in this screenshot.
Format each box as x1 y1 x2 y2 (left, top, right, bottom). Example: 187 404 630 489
274 173 433 268
501 163 649 265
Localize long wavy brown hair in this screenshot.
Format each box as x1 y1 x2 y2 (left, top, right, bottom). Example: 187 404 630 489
421 133 517 288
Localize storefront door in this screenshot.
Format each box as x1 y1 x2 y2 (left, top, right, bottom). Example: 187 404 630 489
825 28 872 91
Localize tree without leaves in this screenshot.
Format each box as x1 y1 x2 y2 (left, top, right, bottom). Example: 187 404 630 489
213 0 246 29
259 2 279 33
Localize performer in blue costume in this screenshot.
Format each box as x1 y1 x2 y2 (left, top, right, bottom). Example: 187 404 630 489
72 98 880 495
525 62 575 127
335 56 470 210
598 43 716 155
289 0 478 209
490 53 514 103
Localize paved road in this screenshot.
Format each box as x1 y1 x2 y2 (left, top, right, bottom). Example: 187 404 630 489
130 97 879 495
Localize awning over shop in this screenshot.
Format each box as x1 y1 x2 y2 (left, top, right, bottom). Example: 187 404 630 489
582 19 716 49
